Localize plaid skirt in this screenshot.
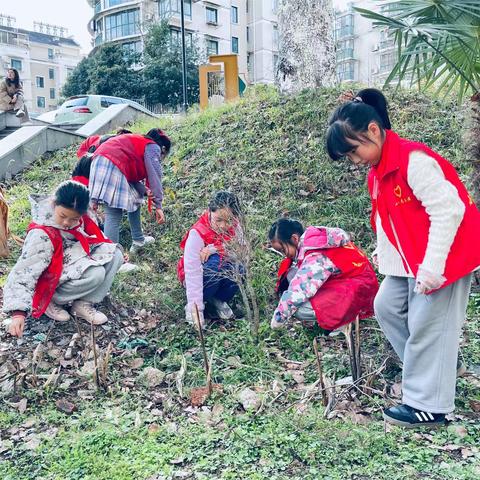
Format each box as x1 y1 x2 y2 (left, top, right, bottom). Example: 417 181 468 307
89 156 144 212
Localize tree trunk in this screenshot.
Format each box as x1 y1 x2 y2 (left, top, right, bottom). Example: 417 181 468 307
277 0 336 93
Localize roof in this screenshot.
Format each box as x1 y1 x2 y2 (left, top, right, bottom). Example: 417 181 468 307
0 24 80 48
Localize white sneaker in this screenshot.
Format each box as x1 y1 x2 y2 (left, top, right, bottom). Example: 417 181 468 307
15 109 25 118
209 298 234 320
129 235 155 254
118 262 139 273
71 300 108 325
45 302 70 322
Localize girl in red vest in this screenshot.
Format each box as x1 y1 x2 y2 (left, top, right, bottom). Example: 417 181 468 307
326 88 480 428
269 218 378 331
3 181 124 338
76 129 132 159
177 191 242 329
89 128 171 254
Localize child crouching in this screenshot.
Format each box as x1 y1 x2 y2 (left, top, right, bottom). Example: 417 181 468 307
177 191 243 328
3 181 124 337
269 218 378 332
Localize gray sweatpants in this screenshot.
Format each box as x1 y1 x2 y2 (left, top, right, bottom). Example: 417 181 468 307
374 274 472 413
104 205 144 244
53 248 123 305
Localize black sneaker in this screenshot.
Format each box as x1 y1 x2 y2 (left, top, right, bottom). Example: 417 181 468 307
383 404 446 428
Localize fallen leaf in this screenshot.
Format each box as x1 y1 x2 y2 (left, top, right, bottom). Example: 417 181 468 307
17 398 27 414
448 425 468 438
24 436 41 450
237 387 262 412
148 423 160 434
469 399 480 412
130 358 144 369
139 367 166 388
55 399 77 415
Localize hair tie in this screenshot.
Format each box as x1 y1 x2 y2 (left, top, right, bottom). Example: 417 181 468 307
353 96 363 103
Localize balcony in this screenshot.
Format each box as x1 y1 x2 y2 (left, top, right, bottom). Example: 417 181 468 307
0 29 29 47
336 47 354 62
336 25 354 38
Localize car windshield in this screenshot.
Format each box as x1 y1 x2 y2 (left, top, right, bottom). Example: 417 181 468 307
61 97 88 109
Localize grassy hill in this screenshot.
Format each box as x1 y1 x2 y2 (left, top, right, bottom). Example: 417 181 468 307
1 86 479 480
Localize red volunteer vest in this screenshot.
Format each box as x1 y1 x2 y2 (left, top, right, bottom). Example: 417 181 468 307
77 135 100 159
93 134 155 183
276 238 378 330
28 216 112 318
177 211 235 283
368 130 480 288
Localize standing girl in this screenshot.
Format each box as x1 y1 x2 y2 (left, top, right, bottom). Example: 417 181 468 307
177 191 243 328
3 181 124 338
88 128 171 253
326 88 480 427
269 218 378 331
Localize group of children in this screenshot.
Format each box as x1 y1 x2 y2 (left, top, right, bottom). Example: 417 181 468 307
3 88 480 428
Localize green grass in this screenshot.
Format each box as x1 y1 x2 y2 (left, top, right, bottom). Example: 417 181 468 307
1 86 479 479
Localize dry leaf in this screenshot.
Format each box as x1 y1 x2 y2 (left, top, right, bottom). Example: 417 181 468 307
17 398 27 414
55 399 77 415
130 358 144 369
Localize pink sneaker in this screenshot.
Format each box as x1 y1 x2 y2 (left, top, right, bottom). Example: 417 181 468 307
71 300 108 325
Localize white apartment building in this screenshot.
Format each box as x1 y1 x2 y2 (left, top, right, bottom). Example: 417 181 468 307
0 15 83 113
87 0 280 84
333 0 398 85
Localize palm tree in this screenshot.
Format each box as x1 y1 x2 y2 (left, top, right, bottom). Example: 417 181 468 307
356 0 480 201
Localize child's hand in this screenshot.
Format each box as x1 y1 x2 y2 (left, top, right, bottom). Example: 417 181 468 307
8 314 26 338
155 208 165 225
123 252 129 263
414 267 446 294
270 312 285 330
199 246 212 263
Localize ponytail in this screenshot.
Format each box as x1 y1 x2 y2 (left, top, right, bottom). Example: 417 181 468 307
326 88 391 161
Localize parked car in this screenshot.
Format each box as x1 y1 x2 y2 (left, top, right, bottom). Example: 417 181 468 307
53 95 152 126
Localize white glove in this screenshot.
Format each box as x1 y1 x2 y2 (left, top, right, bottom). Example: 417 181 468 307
414 267 446 294
185 304 205 329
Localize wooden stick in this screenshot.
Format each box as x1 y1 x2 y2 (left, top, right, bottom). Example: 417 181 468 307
193 304 210 378
313 337 328 407
90 321 100 389
355 316 361 381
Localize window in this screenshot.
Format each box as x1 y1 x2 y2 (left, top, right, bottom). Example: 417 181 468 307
105 9 140 41
48 48 54 59
231 6 238 24
231 36 239 54
335 14 354 38
273 54 279 73
336 61 354 81
106 0 131 7
206 39 218 56
36 76 45 88
66 67 74 77
159 0 192 20
94 0 102 14
336 38 354 61
10 59 22 70
122 40 143 54
272 0 279 13
49 68 55 80
50 88 55 99
37 96 46 108
272 24 279 49
380 51 397 73
169 28 193 48
206 7 218 24
101 97 124 108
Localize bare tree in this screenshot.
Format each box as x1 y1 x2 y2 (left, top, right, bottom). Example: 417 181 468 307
277 0 336 93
